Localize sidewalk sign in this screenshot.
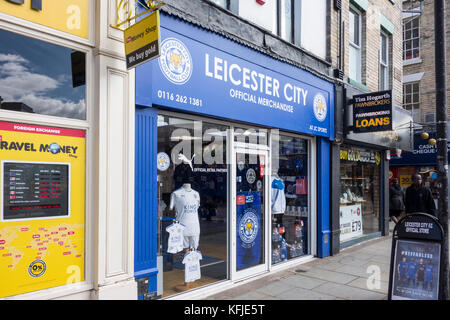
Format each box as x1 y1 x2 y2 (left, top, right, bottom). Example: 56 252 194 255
388 213 445 300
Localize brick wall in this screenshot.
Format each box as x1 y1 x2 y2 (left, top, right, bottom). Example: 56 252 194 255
403 0 450 123
329 0 403 106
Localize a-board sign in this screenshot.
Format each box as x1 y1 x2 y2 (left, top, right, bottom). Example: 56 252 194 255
124 10 160 69
352 90 392 133
388 213 444 300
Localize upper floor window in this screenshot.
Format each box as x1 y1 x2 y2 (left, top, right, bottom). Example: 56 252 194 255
0 29 86 120
210 0 227 8
403 82 420 123
349 6 362 83
380 32 390 90
403 16 420 60
277 0 301 46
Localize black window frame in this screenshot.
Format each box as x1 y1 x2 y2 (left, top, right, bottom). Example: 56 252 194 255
277 0 301 46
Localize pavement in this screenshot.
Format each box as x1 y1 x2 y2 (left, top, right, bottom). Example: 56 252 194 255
206 223 396 300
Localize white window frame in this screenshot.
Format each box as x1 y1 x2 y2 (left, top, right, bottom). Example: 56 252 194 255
380 31 390 90
403 16 420 61
403 81 420 123
349 6 362 83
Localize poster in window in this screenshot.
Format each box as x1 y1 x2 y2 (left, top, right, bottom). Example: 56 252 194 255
0 121 85 298
236 191 262 271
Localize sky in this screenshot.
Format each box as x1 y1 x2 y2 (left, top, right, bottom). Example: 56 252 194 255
0 29 86 120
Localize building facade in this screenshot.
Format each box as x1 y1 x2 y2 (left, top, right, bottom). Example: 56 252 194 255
390 0 450 199
133 0 337 300
0 1 137 299
328 0 410 254
0 0 409 301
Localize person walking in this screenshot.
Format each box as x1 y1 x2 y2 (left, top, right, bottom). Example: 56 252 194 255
389 178 405 223
404 174 437 217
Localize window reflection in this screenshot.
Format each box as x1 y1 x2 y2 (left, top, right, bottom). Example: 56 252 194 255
0 29 86 120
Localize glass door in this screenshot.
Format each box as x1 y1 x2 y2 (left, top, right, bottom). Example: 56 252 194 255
231 146 269 280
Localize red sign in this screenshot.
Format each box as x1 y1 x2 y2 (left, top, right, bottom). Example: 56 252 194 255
237 195 246 205
256 0 265 5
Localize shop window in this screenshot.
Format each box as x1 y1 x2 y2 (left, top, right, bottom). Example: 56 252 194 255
271 134 309 264
349 6 362 84
403 16 420 61
340 148 381 243
0 29 86 120
156 114 228 297
403 82 420 123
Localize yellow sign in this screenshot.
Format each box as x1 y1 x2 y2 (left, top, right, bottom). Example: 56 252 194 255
124 10 160 69
0 122 85 298
0 0 89 39
399 174 412 188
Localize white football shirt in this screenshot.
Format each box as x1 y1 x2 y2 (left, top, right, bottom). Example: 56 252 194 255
170 188 201 236
166 222 185 254
182 250 203 282
271 177 286 214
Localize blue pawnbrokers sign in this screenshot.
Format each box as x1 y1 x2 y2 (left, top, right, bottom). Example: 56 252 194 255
136 16 334 138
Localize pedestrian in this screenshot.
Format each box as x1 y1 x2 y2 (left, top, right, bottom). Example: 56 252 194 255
404 174 437 217
389 178 405 223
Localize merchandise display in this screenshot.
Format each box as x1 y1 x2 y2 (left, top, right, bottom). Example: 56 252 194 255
271 135 309 264
339 151 381 243
182 249 203 283
170 183 201 250
271 174 286 214
156 114 228 297
166 221 186 254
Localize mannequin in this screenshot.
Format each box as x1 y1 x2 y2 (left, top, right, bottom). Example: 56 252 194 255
170 178 201 291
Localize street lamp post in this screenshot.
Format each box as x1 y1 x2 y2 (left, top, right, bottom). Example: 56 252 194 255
434 0 449 300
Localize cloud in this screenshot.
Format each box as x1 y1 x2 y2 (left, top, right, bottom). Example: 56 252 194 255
20 94 86 120
0 53 85 119
0 53 28 63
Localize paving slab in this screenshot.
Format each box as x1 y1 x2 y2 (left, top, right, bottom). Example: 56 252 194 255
312 282 386 300
255 281 295 297
296 267 358 284
276 287 337 300
347 277 389 295
278 274 326 290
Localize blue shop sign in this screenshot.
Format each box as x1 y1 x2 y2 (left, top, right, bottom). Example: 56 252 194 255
136 15 334 138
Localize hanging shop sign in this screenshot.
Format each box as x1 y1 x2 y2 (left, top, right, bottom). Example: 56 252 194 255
388 213 444 300
136 15 335 138
0 0 89 39
124 10 160 69
236 191 262 271
340 148 381 165
352 90 392 133
0 121 85 298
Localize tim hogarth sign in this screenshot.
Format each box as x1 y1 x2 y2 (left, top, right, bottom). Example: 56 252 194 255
124 10 160 69
352 90 392 133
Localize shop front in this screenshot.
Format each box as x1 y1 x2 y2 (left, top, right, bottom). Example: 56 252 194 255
134 13 335 299
330 84 414 253
0 0 94 299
